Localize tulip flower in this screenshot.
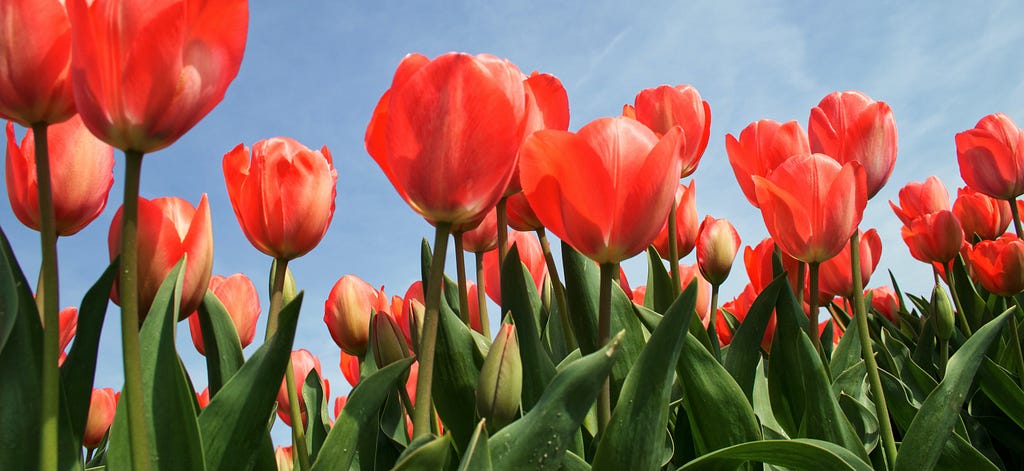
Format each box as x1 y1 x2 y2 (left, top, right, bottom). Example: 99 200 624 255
967 234 1024 296
340 350 360 387
955 113 1024 200
109 195 213 320
67 0 248 153
506 192 543 231
953 186 1012 242
744 237 803 294
651 181 699 261
483 230 548 305
818 229 882 298
324 275 387 356
868 286 900 323
398 282 425 347
5 117 114 236
333 396 347 421
889 176 950 226
0 0 75 125
901 210 965 267
631 286 648 305
187 274 261 355
57 307 77 366
753 154 868 264
275 446 294 471
196 388 210 409
460 207 499 254
83 388 116 449
678 264 712 320
726 119 810 207
718 284 774 350
520 116 684 263
631 84 711 178
277 349 323 427
808 90 898 199
506 71 571 194
224 137 337 261
696 216 741 286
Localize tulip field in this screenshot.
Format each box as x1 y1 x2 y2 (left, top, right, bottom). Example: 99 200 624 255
4 1 1024 471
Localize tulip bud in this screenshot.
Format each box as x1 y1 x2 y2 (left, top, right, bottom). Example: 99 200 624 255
932 283 955 341
83 388 117 449
476 324 522 432
371 312 410 369
324 274 384 355
275 446 294 471
407 298 425 354
696 216 741 286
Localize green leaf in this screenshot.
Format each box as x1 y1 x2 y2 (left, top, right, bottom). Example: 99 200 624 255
393 434 454 470
0 227 23 357
593 282 697 470
433 282 487 449
977 357 1024 431
500 245 557 412
490 332 624 470
302 369 332 462
644 247 675 314
895 308 1014 471
107 260 206 470
723 275 784 401
829 311 862 379
312 358 414 471
677 438 874 471
768 283 866 460
458 420 492 471
197 293 303 471
196 290 245 396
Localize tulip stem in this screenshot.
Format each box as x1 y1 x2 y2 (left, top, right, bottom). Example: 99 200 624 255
708 283 721 359
1010 197 1023 238
284 362 311 471
667 200 681 298
597 262 615 435
850 231 898 468
265 258 289 341
497 197 509 265
32 123 60 471
808 262 822 355
475 253 490 338
120 149 152 471
537 228 576 350
943 262 973 337
796 262 806 308
938 339 948 378
454 233 472 328
413 222 452 438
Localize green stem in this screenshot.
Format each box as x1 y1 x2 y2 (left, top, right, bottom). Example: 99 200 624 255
808 262 821 355
796 262 806 308
119 149 151 471
667 201 681 298
944 262 973 337
1010 197 1023 238
412 223 452 437
597 262 615 435
537 228 576 350
850 231 898 468
454 234 472 327
475 253 490 338
265 258 289 341
33 123 59 471
938 340 948 378
284 362 311 471
708 283 721 359
497 197 509 266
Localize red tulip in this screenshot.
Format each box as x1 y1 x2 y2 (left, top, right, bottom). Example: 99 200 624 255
398 281 425 346
953 186 1012 242
505 192 543 232
818 229 882 298
109 195 213 320
365 53 530 228
57 306 77 366
888 176 950 226
955 113 1024 200
67 0 248 153
901 210 965 266
868 286 900 323
224 137 337 260
808 90 898 199
340 350 360 387
631 84 711 177
460 206 499 253
5 116 114 235
196 388 209 409
277 349 323 427
520 116 684 263
275 446 294 471
718 284 774 350
631 285 647 305
753 154 867 263
678 263 711 320
187 273 261 355
726 119 810 207
967 234 1024 296
83 388 116 449
651 181 699 261
744 237 802 293
333 396 347 421
696 216 741 286
617 267 633 300
0 0 75 125
324 275 387 356
483 230 547 305
506 72 571 194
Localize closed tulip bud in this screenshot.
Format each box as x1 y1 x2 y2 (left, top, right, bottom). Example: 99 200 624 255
889 176 950 226
324 274 386 356
371 312 410 369
275 446 294 471
197 388 210 409
651 181 699 261
932 283 955 341
276 350 322 427
476 324 522 432
696 216 741 286
83 388 116 449
407 298 425 354
187 273 261 355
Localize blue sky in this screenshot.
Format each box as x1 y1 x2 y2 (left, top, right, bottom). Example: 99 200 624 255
3 0 1024 444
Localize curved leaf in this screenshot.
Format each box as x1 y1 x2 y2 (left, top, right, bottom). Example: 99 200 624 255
196 290 245 396
723 275 784 400
393 434 453 470
501 245 557 411
677 438 874 471
458 420 492 471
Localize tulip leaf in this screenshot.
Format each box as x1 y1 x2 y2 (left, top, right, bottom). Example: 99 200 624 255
768 282 867 460
393 433 454 470
501 245 557 411
432 282 486 449
196 292 303 471
829 310 863 378
592 282 696 470
489 332 623 470
196 290 245 396
977 357 1024 431
895 308 1014 471
302 369 332 462
0 226 43 468
459 420 492 471
723 274 785 400
676 438 874 471
312 358 413 470
106 259 206 470
644 246 675 314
